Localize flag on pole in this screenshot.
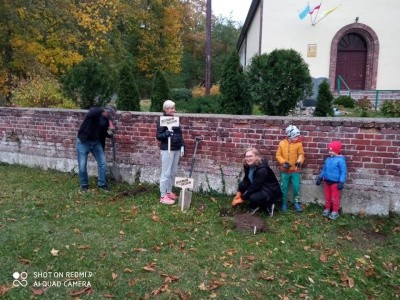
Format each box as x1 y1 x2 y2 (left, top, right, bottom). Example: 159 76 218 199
322 4 341 17
298 5 310 20
309 3 322 15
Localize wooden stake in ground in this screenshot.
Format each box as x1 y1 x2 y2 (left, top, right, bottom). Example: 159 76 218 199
160 116 179 153
175 177 194 211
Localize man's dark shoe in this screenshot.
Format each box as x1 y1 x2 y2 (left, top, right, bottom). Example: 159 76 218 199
81 186 88 192
99 185 109 192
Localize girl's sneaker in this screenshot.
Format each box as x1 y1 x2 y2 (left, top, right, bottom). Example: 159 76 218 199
329 212 339 220
322 209 330 217
160 196 175 205
167 192 178 200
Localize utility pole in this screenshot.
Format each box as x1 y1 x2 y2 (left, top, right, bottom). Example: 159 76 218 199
205 0 211 95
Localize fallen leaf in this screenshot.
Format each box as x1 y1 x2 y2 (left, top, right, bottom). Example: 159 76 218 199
151 284 169 296
210 292 217 298
130 206 139 216
133 248 148 252
77 245 91 250
69 287 93 296
308 277 315 283
364 266 375 277
244 255 256 261
50 248 59 257
225 249 236 256
143 262 156 272
319 254 328 263
32 288 47 295
0 285 12 296
258 272 274 281
73 228 81 234
123 268 133 273
303 246 311 251
348 277 355 288
175 289 191 300
112 272 118 280
161 273 180 283
18 258 32 265
198 282 207 291
151 214 161 222
210 197 217 203
128 279 137 286
209 280 224 291
119 230 125 235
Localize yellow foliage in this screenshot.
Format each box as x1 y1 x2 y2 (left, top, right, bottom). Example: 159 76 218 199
192 85 220 97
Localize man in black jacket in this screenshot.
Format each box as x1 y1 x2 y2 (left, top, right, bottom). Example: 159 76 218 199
232 148 282 216
76 105 116 191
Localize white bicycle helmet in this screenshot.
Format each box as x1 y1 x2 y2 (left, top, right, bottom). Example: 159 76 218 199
285 125 300 138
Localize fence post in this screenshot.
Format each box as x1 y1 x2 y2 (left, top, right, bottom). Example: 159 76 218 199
375 90 379 111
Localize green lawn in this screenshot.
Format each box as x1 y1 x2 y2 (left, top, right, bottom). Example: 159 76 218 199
0 163 399 299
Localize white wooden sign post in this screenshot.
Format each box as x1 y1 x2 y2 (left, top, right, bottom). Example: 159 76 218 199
175 177 194 211
160 116 179 153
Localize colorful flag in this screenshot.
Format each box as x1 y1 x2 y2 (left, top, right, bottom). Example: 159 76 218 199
298 5 310 20
323 4 341 17
309 3 322 15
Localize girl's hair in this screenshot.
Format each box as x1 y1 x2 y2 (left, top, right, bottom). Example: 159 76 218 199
163 100 175 110
243 147 262 168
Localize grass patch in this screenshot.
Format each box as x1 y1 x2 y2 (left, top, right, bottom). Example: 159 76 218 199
140 99 151 112
0 164 399 299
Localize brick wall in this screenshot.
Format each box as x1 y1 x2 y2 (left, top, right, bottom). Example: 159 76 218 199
1 107 399 214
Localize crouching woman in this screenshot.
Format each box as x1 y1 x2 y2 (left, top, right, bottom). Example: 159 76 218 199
232 148 282 216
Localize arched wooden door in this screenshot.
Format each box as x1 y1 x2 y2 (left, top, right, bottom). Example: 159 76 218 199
335 33 367 90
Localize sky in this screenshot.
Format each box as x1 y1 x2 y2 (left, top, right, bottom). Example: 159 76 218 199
211 0 253 24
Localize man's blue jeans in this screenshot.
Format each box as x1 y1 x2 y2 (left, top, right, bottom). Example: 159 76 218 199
76 139 107 188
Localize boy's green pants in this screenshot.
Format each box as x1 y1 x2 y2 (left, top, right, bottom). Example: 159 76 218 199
280 172 301 204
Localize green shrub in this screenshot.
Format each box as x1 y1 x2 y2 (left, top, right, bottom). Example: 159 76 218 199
150 70 170 112
334 95 356 108
219 51 252 115
314 80 334 117
176 95 219 114
381 100 400 117
170 88 192 102
116 62 140 111
357 96 373 111
247 49 312 116
61 58 112 109
12 77 78 108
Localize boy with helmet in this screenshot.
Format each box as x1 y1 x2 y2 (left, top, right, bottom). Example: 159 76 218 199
276 125 305 212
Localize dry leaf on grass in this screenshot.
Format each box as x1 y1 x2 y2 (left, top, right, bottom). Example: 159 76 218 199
128 279 137 286
175 289 191 300
198 282 207 291
143 262 156 272
50 248 59 257
111 272 118 280
0 285 12 296
73 228 81 234
18 258 32 265
123 268 133 273
119 230 125 235
341 271 355 288
69 287 93 296
151 214 161 222
151 284 169 296
77 245 91 250
103 294 115 298
319 254 328 263
161 273 180 283
133 248 148 252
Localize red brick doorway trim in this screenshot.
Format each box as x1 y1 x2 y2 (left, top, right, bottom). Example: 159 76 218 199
329 23 379 91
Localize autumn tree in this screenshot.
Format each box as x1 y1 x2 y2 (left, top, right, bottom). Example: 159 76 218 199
150 70 170 112
116 61 140 111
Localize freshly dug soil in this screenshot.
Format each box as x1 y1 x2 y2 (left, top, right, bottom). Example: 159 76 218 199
116 185 151 198
233 213 267 234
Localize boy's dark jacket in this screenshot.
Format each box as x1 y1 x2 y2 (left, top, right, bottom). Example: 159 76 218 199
77 107 112 149
156 114 184 151
241 159 282 200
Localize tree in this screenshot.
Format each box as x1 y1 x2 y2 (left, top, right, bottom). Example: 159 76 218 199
314 80 334 117
150 70 170 112
247 49 312 116
61 58 112 109
116 62 140 111
218 51 252 114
